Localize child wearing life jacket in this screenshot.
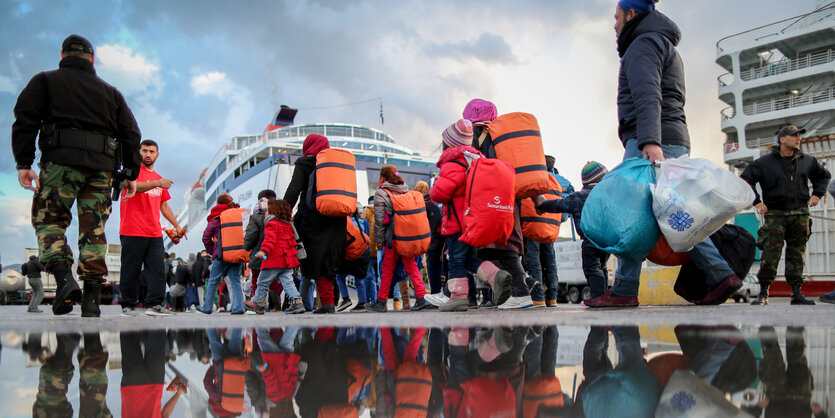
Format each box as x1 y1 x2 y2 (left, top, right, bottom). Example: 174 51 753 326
199 194 246 314
366 165 432 312
245 198 304 314
428 119 514 312
534 161 610 300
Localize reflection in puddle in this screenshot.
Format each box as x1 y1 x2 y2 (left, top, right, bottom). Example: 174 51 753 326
1 326 833 417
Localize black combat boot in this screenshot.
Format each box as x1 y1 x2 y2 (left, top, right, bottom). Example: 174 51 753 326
51 263 81 315
81 278 103 317
750 284 769 305
790 284 816 305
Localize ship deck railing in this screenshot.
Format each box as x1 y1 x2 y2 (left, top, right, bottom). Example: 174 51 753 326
724 127 835 154
718 48 835 87
739 86 835 117
716 3 835 54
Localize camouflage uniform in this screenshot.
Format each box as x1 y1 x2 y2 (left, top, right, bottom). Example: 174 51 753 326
32 161 112 276
758 326 812 416
756 208 811 287
33 333 112 418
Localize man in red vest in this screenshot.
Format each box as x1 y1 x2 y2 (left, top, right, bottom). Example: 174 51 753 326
119 139 182 316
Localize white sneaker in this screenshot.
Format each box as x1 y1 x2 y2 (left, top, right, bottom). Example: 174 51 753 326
498 296 534 310
245 310 257 315
425 293 444 306
146 305 176 316
121 307 142 317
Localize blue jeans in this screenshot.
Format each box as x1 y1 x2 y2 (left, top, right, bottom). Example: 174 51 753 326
613 139 735 296
523 239 558 301
207 328 243 362
446 233 483 278
426 248 444 294
256 268 298 304
336 274 350 301
582 240 610 299
363 256 379 302
201 259 245 313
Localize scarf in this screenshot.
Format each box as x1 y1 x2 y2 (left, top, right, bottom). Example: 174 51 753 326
617 12 649 58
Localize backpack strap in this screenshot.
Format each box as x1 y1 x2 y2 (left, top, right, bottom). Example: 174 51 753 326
383 189 395 248
305 166 317 210
476 130 489 148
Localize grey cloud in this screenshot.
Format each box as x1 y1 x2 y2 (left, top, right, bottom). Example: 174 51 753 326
427 33 518 63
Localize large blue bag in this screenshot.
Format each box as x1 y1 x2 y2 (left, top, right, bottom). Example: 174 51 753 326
580 158 660 260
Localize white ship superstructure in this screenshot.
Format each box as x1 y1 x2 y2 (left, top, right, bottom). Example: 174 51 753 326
166 108 437 256
717 0 835 294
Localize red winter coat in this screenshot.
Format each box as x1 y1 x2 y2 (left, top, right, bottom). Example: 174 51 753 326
429 146 483 236
260 217 300 269
261 352 301 403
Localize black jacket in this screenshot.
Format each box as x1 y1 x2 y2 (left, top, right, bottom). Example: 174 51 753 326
23 257 45 278
740 148 831 210
617 11 689 150
12 56 141 176
538 185 595 240
244 211 266 270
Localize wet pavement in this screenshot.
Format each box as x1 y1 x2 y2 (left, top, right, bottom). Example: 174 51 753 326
0 301 833 417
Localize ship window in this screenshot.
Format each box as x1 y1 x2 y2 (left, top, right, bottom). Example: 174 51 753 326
354 128 374 139
365 143 377 151
326 126 351 137
301 126 325 136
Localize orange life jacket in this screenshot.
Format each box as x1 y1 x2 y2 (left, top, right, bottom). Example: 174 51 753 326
647 235 691 266
384 189 431 257
486 112 550 198
522 375 564 418
219 208 250 263
394 362 432 418
345 217 370 261
521 175 563 243
220 357 250 413
314 149 357 216
318 403 358 418
346 358 370 403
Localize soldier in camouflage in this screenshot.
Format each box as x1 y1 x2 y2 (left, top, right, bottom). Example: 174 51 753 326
740 125 830 305
33 333 111 418
12 34 141 316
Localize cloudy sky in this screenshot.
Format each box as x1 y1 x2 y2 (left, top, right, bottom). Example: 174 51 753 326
0 0 812 265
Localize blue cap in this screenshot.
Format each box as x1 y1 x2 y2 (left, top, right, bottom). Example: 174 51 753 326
617 0 658 14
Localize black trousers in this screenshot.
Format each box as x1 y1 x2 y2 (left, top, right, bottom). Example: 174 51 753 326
120 330 165 387
120 236 165 307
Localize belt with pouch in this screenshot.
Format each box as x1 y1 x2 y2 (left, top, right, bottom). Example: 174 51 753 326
46 127 117 158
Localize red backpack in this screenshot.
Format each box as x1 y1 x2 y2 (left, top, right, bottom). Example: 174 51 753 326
458 158 516 248
384 189 431 257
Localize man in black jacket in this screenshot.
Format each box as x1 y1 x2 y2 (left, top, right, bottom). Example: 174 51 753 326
243 189 276 299
741 125 831 305
23 255 46 313
12 34 141 317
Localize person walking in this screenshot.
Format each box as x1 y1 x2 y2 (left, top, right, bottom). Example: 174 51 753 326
12 34 141 317
740 125 830 305
22 255 46 313
366 165 432 312
244 189 276 300
282 134 347 314
587 0 742 307
198 195 247 315
119 139 182 317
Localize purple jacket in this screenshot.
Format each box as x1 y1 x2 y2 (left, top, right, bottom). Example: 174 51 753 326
202 217 221 260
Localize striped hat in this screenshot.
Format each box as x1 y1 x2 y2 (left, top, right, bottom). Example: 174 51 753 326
581 161 608 185
442 119 474 148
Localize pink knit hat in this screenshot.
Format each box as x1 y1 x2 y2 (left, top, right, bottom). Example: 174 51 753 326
442 119 474 148
462 98 498 123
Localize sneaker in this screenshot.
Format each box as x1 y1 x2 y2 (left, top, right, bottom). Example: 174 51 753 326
27 308 43 313
245 300 265 315
230 310 245 315
695 274 742 306
820 291 835 304
121 307 142 317
468 299 479 309
366 299 388 313
584 290 639 308
196 307 212 315
286 299 306 314
425 293 449 306
498 295 534 310
337 298 353 312
350 302 367 312
410 297 433 311
146 305 175 316
480 298 496 308
532 300 546 307
313 304 335 314
546 299 558 307
245 310 257 315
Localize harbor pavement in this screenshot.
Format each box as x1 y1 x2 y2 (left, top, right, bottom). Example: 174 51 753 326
1 298 833 333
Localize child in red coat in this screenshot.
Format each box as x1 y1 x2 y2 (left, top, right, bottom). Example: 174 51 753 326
245 199 304 314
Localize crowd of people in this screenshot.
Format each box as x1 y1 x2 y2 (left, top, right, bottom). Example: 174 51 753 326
11 1 835 318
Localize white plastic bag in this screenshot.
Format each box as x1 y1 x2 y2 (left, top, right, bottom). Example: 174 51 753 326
654 370 752 418
651 156 754 252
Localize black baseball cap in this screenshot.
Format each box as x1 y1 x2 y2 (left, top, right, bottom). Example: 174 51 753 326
776 125 806 138
62 34 94 55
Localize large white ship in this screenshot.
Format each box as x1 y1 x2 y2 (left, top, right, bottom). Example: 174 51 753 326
717 0 835 295
165 106 438 256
